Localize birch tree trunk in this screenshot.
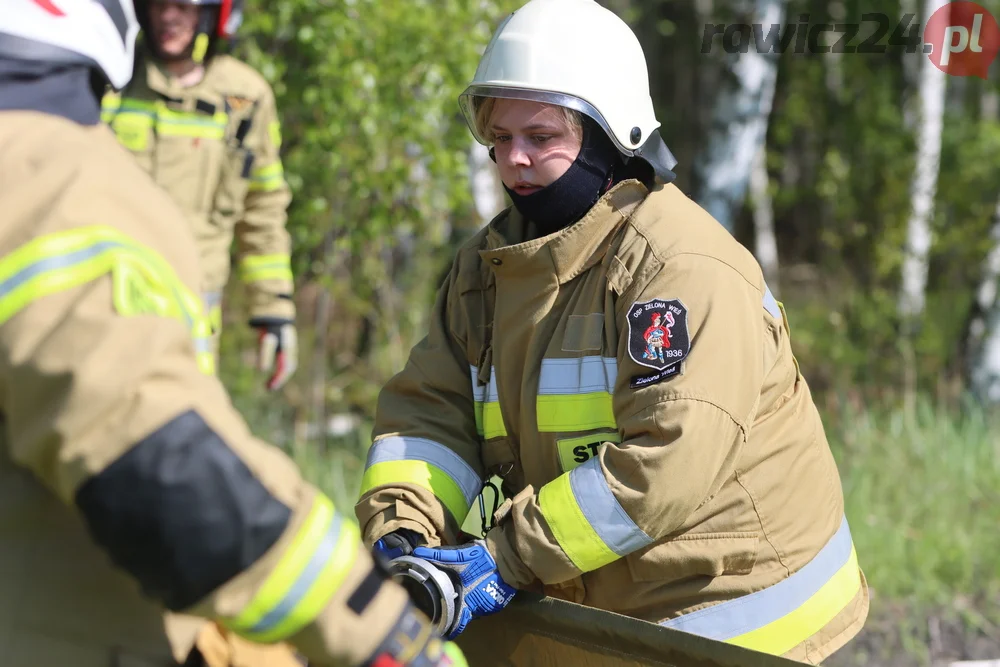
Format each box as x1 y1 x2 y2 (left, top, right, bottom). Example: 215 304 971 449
750 145 781 295
469 140 506 228
968 209 1000 403
825 0 845 99
964 87 1000 403
898 0 948 324
692 0 786 235
901 0 921 129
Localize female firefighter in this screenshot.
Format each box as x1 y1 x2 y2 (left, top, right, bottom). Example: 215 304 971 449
355 0 869 664
0 2 467 666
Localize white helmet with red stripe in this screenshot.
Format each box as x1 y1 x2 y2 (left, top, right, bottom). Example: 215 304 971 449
0 0 140 91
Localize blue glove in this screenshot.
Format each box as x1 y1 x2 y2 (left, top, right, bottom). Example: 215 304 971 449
410 539 517 639
373 528 424 561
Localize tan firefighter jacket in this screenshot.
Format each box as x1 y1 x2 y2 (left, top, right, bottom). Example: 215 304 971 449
100 55 295 331
0 111 431 667
356 180 870 664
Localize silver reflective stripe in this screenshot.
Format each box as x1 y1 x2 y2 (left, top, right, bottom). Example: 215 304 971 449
0 239 196 329
660 516 854 640
248 513 341 633
569 457 653 556
193 337 213 354
469 365 500 402
365 436 481 508
202 291 223 308
0 240 121 300
762 285 781 319
537 356 617 395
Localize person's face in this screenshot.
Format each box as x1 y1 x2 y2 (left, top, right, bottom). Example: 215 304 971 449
489 99 583 196
148 0 200 59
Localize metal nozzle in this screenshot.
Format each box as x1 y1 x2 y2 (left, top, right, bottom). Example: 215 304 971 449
386 556 460 637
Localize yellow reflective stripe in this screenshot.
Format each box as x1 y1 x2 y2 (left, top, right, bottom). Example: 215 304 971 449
101 91 122 108
226 494 360 643
0 226 215 375
482 402 506 439
252 163 284 180
471 365 507 439
102 96 228 139
661 516 860 654
239 254 293 283
156 107 227 139
360 460 470 524
360 437 482 521
727 546 862 655
0 233 119 326
474 401 484 436
102 101 154 151
193 334 215 375
101 108 127 124
536 392 616 432
114 98 159 113
249 162 286 192
473 401 507 438
538 471 619 572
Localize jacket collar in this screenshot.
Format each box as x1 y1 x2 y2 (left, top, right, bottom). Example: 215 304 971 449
481 180 648 285
145 57 218 99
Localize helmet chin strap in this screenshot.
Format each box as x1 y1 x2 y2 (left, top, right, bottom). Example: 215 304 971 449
190 33 210 63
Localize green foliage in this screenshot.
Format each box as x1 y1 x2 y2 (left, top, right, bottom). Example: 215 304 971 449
828 396 1000 606
224 0 520 423
238 0 505 273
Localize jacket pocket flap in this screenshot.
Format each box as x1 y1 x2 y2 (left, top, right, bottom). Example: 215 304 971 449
626 531 760 583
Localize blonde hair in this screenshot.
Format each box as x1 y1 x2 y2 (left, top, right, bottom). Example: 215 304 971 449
473 95 584 144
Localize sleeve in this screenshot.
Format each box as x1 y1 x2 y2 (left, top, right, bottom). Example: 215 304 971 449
354 260 486 549
233 83 295 323
485 253 767 587
0 224 417 667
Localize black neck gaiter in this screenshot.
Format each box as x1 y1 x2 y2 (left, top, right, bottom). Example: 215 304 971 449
0 58 101 125
503 117 622 238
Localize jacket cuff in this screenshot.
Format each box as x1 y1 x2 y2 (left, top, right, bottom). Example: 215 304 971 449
359 499 441 550
247 292 296 322
485 486 539 589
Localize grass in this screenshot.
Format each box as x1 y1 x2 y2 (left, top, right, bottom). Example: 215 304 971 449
824 395 1000 610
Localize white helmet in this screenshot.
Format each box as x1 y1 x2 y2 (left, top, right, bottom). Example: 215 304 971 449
459 0 678 183
0 0 140 91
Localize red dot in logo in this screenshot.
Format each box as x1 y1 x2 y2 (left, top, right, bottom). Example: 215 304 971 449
924 1 1000 78
32 0 65 16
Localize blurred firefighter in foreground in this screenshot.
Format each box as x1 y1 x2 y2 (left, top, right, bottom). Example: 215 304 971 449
0 2 468 667
102 0 297 391
357 0 869 664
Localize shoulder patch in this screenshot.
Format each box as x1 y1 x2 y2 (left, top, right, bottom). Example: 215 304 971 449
626 298 690 388
226 95 254 113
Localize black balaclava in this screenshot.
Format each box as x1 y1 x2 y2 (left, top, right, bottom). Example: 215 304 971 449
500 116 654 238
0 58 101 125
